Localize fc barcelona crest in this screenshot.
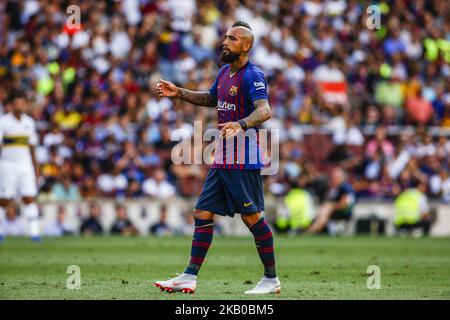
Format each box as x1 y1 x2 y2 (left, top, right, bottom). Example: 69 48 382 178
229 85 238 96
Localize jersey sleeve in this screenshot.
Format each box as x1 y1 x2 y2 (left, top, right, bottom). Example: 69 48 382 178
209 77 219 98
245 69 269 104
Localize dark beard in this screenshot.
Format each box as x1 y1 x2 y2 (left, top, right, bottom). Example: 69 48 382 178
220 50 240 63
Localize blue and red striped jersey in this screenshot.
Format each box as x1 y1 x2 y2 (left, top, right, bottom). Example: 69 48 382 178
209 61 269 170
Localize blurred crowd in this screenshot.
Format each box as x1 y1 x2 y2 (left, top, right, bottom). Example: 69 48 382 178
0 0 449 206
1 200 225 237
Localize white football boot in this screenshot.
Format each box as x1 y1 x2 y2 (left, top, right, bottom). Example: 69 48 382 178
244 276 281 295
154 273 197 294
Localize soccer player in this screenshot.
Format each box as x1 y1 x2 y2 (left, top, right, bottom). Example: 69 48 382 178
0 90 41 242
153 21 281 295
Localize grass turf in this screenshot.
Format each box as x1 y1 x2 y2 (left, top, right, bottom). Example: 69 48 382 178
0 235 449 300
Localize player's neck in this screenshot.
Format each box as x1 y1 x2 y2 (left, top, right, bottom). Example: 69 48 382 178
229 56 248 76
12 111 22 120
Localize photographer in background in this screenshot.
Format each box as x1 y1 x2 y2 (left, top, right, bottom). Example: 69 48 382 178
307 167 355 234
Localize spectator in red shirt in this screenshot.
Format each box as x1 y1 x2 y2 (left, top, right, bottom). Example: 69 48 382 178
405 91 433 125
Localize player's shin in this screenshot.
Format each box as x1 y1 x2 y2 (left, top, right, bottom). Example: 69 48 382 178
248 217 277 278
23 203 40 238
184 218 214 276
0 206 4 238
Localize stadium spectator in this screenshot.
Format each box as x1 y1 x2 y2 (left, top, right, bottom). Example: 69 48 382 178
79 176 100 199
142 168 176 199
275 178 316 235
307 167 355 234
110 203 138 236
80 202 103 236
43 124 64 147
149 205 173 236
405 91 434 125
0 0 448 208
37 181 56 202
1 203 25 237
53 105 82 131
51 175 81 201
429 168 450 203
394 181 436 236
177 210 195 235
44 206 75 237
212 214 224 236
365 127 395 160
331 113 364 147
125 179 145 198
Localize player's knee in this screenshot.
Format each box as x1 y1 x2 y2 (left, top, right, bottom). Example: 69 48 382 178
193 209 214 220
241 212 262 228
22 197 36 205
0 199 12 207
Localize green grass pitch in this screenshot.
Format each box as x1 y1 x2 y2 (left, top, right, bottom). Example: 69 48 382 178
1 236 449 300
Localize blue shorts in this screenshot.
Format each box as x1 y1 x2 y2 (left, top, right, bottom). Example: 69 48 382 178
194 169 265 217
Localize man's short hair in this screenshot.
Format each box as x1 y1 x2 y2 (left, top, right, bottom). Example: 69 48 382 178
9 89 26 101
232 21 252 31
410 178 421 188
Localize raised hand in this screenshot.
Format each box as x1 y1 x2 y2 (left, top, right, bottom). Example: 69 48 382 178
156 79 179 98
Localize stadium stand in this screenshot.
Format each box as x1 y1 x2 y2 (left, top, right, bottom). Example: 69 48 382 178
0 0 449 235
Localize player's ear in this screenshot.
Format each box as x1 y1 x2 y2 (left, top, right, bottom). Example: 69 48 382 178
243 42 251 53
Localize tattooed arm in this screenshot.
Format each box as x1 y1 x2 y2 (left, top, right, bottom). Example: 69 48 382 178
177 88 216 107
156 79 216 108
240 99 271 128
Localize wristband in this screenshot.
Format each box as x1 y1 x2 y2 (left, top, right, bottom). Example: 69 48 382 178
238 119 248 130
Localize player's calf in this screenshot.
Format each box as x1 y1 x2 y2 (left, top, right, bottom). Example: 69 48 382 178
244 214 278 279
0 199 11 241
22 198 41 240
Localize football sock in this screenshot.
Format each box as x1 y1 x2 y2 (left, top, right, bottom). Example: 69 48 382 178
249 217 277 278
0 206 4 236
184 218 214 276
23 203 40 237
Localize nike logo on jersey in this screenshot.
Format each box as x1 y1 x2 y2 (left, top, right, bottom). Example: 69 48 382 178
244 202 253 207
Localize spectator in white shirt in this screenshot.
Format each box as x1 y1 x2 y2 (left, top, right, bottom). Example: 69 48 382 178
313 57 345 82
332 113 364 146
2 203 25 237
44 206 75 237
142 168 176 199
43 124 64 146
429 168 450 203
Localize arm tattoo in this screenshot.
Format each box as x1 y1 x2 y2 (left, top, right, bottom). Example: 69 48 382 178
178 88 216 108
241 99 271 128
